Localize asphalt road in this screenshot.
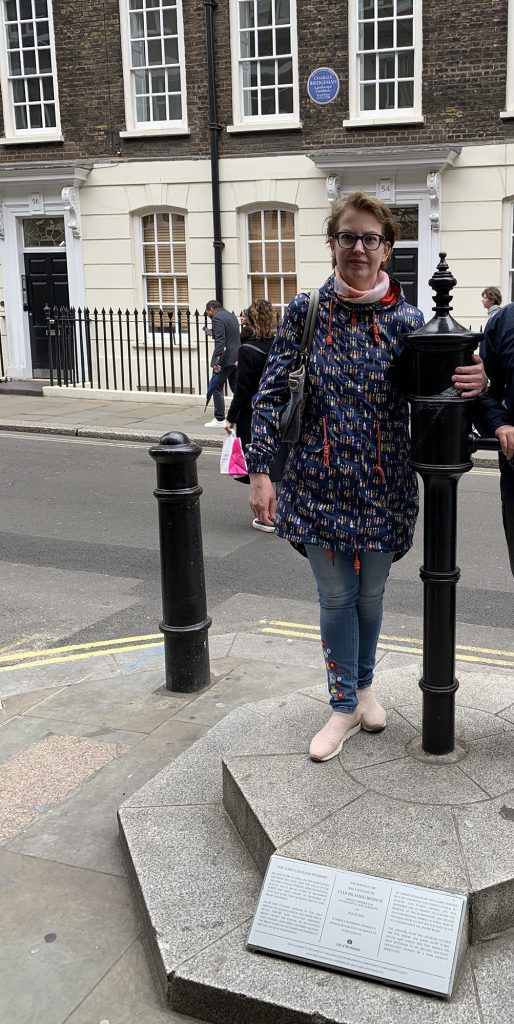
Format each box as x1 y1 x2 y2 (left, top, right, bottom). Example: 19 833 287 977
0 430 513 656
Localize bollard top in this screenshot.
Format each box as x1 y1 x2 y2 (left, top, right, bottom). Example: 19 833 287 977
406 253 480 348
149 431 202 464
429 253 457 319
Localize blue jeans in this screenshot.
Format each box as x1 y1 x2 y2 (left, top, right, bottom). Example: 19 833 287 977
306 545 394 714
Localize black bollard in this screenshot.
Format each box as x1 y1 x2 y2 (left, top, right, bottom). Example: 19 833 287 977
404 255 481 755
149 431 211 692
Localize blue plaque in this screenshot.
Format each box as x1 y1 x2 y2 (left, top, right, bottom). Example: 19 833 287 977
307 67 340 106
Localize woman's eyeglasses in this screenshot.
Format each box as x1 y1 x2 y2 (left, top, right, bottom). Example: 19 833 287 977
333 231 386 251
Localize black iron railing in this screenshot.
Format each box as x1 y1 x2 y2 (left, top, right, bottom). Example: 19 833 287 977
45 306 283 395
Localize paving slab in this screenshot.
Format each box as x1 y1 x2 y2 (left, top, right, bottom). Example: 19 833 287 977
64 937 206 1024
119 805 262 997
123 705 264 808
0 684 65 724
458 731 514 797
0 850 139 1024
223 752 364 874
171 921 482 1024
355 756 488 804
398 702 514 742
471 930 514 1024
0 711 142 763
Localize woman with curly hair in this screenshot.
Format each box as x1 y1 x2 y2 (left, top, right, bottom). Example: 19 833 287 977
226 299 287 532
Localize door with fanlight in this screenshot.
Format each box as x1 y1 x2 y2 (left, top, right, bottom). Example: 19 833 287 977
389 205 419 307
22 217 69 377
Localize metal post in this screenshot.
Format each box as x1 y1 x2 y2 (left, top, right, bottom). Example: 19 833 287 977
204 0 224 303
149 431 212 692
404 255 481 754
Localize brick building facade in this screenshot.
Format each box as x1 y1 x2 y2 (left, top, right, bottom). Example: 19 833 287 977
0 0 513 380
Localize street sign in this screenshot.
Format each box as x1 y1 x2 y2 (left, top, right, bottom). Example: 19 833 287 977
247 855 466 998
307 67 340 105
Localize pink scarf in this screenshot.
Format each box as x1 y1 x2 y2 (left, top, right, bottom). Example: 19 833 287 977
334 267 389 304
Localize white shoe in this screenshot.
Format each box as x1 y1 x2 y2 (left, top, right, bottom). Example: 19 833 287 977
309 710 361 762
204 417 224 427
252 518 275 533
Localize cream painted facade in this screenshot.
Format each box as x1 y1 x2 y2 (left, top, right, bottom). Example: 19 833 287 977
1 143 514 377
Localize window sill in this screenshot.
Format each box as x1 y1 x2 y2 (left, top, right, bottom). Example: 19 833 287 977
119 127 190 138
500 111 514 120
343 114 425 129
0 133 64 146
226 120 302 134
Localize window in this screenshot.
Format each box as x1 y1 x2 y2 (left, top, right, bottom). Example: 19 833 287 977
23 216 65 246
231 0 299 126
503 0 514 117
141 212 189 320
0 0 60 138
120 0 187 133
247 209 297 314
347 0 422 124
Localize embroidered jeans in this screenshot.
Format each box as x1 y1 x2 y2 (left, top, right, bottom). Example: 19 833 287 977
306 545 394 714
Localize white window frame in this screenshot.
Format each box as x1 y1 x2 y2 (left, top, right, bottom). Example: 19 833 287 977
138 209 189 327
228 0 301 133
119 0 189 138
501 0 514 118
345 0 423 128
0 0 62 145
244 205 298 316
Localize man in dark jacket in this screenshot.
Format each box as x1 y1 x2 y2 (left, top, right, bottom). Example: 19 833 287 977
204 300 241 426
475 302 514 575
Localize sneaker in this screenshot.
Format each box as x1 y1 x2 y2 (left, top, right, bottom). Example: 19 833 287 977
252 518 275 533
204 417 225 427
309 709 361 762
357 687 387 732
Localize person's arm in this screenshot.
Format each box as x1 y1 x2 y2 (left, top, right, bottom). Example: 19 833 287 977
210 315 226 368
474 313 513 436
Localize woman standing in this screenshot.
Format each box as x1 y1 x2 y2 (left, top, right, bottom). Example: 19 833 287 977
246 192 486 762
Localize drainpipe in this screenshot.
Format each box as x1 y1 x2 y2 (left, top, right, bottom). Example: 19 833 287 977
204 0 224 304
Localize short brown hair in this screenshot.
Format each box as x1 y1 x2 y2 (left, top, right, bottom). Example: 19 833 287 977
482 286 502 305
325 191 399 268
247 299 275 339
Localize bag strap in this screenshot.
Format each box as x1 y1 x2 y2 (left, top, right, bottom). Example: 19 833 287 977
298 288 320 365
243 343 268 357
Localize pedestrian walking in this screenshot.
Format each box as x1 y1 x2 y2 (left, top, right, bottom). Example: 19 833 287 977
475 301 514 576
246 191 487 762
225 299 288 532
204 300 241 427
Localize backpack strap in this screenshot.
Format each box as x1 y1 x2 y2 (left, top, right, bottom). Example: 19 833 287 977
298 288 320 366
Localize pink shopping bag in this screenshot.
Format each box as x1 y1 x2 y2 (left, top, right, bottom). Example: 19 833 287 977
220 431 248 476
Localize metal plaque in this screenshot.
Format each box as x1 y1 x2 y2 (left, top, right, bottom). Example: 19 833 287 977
247 856 466 998
307 67 340 105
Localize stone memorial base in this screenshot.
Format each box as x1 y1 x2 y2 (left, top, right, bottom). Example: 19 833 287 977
118 663 514 1023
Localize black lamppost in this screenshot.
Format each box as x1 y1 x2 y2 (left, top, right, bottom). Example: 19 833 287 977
404 255 481 755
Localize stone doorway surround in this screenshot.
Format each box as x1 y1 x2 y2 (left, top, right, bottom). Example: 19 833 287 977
308 144 461 320
0 162 92 379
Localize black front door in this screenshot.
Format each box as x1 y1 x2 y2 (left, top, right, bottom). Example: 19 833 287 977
390 247 418 307
24 252 69 377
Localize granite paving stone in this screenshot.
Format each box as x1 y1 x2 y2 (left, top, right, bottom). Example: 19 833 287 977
7 730 201 875
0 654 120 699
223 752 364 872
0 850 139 1024
370 663 424 707
118 805 261 988
458 732 514 797
123 705 264 808
279 792 470 893
0 685 65 725
229 632 324 669
171 921 482 1024
355 756 489 804
454 791 514 892
0 713 142 763
226 692 331 756
339 709 419 769
451 669 514 713
26 668 191 733
0 733 120 843
64 937 206 1024
397 703 514 742
472 930 514 1024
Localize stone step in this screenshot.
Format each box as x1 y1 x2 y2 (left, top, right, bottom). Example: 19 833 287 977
119 670 514 1022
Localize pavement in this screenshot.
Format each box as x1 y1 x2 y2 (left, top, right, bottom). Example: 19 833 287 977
0 387 509 1023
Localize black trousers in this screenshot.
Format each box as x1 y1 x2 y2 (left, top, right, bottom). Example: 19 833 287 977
213 365 237 421
502 499 514 577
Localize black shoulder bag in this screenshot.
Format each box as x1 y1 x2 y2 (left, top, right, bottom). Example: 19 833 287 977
280 289 320 444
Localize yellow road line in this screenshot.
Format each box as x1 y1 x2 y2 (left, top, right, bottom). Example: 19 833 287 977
259 619 514 659
0 640 163 673
0 632 162 664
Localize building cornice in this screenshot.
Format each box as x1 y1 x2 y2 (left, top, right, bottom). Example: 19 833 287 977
308 145 462 175
0 162 93 188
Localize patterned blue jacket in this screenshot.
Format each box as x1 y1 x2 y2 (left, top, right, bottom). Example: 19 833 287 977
245 274 424 559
